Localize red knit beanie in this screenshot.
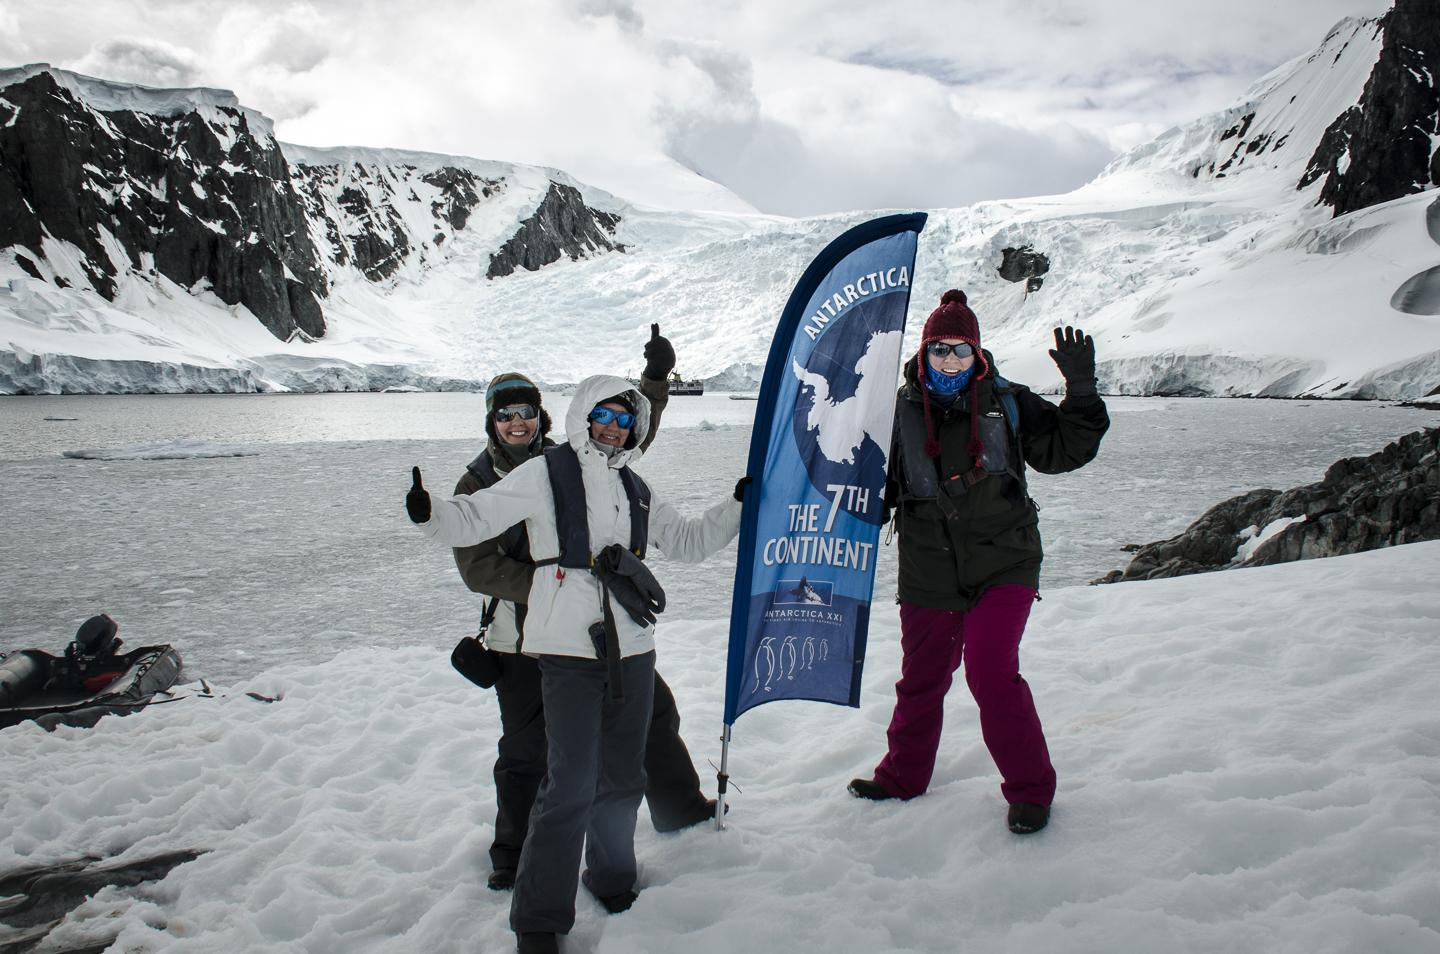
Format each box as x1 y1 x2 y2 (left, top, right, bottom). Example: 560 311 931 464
922 289 981 348
918 289 988 461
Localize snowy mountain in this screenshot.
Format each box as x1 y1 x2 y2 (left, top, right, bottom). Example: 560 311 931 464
2 1 1439 397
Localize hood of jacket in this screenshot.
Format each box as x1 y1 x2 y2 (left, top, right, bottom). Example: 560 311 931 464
565 373 651 468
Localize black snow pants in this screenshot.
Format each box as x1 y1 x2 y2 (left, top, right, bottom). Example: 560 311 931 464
488 651 709 871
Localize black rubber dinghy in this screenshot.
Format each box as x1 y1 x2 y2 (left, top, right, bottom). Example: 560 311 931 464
0 615 183 731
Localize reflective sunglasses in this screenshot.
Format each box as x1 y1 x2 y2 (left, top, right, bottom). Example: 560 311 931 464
925 341 974 359
494 404 538 422
589 407 636 429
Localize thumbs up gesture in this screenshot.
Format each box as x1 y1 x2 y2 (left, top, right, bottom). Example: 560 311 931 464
406 466 432 524
642 323 676 381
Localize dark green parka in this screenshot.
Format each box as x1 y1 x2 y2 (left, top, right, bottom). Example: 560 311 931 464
887 351 1109 610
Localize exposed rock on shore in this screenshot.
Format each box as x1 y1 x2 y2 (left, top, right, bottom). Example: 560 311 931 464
1094 427 1440 583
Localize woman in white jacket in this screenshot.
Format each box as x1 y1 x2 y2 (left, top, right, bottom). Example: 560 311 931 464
407 374 745 954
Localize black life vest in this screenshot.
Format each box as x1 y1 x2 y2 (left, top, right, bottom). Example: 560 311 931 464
543 443 650 569
895 376 1026 504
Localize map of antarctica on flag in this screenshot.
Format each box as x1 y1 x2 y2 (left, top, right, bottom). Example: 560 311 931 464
725 216 923 721
791 305 906 519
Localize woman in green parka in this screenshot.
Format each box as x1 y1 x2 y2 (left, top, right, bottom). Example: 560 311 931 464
847 289 1109 835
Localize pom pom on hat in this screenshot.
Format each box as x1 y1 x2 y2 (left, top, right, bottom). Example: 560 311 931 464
922 289 981 348
925 439 941 458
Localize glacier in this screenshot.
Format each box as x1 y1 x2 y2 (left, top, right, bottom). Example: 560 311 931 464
2 14 1439 399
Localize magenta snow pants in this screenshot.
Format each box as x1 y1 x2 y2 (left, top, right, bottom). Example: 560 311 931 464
872 585 1056 806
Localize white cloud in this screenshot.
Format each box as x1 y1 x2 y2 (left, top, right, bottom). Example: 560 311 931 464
3 0 1400 214
68 35 202 87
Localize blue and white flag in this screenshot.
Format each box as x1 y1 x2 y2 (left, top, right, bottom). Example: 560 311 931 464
724 213 927 724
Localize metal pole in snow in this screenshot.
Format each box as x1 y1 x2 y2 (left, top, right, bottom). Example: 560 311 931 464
714 722 732 830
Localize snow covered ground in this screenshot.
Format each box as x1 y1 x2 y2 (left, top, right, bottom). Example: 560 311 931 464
2 541 1437 953
3 394 1439 952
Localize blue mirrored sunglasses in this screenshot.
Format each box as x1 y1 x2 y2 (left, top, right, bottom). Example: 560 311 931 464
494 404 537 422
925 341 974 359
589 407 636 429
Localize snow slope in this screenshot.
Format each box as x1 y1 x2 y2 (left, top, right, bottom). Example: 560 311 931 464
2 541 1436 953
4 14 1440 398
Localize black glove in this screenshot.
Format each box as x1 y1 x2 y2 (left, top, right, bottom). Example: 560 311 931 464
734 476 753 501
642 323 676 381
593 544 666 627
1049 326 1097 397
406 466 432 523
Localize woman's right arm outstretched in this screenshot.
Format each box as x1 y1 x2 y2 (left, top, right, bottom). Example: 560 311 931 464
408 458 548 547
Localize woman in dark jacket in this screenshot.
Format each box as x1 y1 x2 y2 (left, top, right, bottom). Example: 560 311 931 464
847 289 1109 834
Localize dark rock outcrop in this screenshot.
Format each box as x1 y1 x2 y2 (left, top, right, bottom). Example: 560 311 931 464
0 68 327 341
290 160 501 283
1094 427 1440 583
1304 0 1440 214
487 182 622 279
997 245 1049 293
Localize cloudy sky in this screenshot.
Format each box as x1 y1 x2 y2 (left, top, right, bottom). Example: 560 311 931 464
0 0 1395 214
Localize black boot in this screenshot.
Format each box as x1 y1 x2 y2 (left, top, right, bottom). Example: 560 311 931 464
488 867 516 891
597 889 638 914
1007 801 1050 834
653 798 723 832
847 778 894 800
583 869 639 913
516 932 559 954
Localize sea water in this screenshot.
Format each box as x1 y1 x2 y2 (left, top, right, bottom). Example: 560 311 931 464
1 393 1437 681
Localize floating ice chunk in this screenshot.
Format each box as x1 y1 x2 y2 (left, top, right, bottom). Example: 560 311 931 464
62 439 260 460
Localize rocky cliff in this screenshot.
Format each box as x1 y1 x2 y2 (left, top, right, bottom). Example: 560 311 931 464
1304 0 1440 215
0 66 327 342
1095 426 1440 583
289 156 501 283
486 182 622 279
0 66 627 351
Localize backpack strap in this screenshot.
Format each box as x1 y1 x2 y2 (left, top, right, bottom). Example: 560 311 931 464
543 444 652 570
544 444 594 569
992 376 1021 434
616 467 651 559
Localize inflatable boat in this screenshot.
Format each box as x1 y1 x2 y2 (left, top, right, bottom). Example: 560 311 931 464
0 615 183 730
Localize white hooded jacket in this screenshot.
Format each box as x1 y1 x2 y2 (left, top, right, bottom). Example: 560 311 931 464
419 374 743 659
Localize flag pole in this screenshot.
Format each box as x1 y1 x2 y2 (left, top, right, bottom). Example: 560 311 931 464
714 722 732 830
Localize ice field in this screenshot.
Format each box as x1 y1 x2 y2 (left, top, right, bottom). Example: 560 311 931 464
1 393 1439 952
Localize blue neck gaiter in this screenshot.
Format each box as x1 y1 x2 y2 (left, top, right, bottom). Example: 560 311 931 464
926 363 973 396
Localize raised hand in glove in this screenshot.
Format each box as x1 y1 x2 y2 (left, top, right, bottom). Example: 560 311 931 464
643 323 677 381
406 466 431 523
1048 326 1097 398
733 475 753 501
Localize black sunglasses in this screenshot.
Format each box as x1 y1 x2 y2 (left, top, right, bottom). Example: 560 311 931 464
495 404 538 422
925 341 974 359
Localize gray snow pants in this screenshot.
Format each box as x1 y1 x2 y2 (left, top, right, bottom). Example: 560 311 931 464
509 650 655 936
